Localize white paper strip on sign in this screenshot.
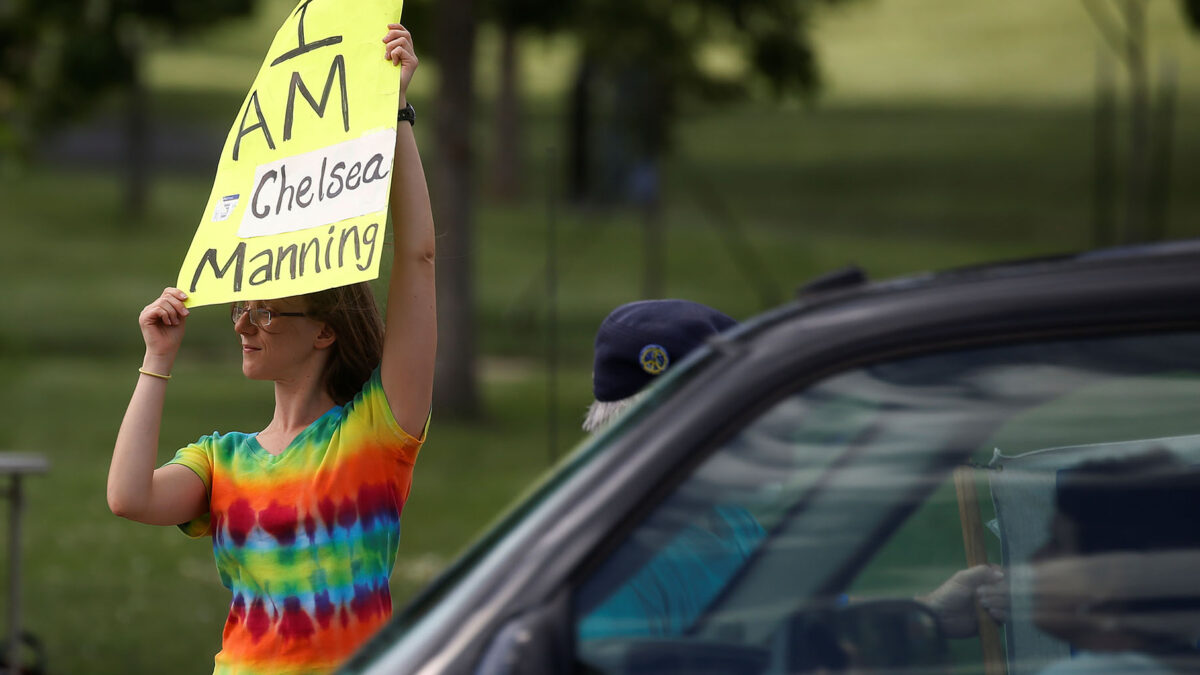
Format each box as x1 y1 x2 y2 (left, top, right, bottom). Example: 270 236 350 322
237 127 396 238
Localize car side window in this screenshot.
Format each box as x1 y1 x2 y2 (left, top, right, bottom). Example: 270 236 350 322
570 332 1200 675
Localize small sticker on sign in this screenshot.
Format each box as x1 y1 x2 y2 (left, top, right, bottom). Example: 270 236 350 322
212 194 240 222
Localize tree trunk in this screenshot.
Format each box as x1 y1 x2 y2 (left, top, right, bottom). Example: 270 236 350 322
489 24 522 201
1122 0 1149 243
432 0 482 418
566 57 594 204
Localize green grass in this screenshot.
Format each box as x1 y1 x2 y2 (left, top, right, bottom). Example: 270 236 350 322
2 0 1200 672
811 0 1200 106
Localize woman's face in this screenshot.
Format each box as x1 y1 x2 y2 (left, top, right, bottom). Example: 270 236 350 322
233 297 330 381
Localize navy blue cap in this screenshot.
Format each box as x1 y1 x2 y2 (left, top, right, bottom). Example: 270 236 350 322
592 299 737 402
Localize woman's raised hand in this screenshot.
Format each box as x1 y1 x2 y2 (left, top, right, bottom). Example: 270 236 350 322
139 287 190 358
382 24 418 100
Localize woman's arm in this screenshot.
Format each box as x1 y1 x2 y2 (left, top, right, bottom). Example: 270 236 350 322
378 24 436 438
107 287 208 525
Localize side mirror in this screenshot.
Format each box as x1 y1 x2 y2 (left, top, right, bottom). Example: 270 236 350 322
789 599 948 673
473 592 572 675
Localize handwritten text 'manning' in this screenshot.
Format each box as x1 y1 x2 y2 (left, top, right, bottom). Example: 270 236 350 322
189 222 379 293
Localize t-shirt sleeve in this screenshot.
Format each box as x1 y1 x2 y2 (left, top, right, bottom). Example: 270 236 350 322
344 366 428 465
165 437 214 538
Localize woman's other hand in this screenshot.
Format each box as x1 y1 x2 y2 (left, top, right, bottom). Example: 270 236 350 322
139 287 190 360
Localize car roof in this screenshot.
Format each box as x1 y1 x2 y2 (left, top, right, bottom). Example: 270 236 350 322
724 237 1200 344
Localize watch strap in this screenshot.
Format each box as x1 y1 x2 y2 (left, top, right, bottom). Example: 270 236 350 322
397 102 416 126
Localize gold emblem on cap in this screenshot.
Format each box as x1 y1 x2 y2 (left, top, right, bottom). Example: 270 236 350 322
639 344 669 375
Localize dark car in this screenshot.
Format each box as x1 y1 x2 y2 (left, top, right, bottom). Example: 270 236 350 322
344 241 1200 675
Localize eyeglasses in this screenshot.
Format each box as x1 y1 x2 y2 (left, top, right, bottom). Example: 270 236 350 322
230 304 307 328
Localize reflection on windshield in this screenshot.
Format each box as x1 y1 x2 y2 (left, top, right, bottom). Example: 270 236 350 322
574 333 1200 674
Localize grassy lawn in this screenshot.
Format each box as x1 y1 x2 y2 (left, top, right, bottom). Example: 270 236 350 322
2 1 1199 673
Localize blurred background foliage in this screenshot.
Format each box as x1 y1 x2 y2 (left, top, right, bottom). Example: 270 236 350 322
2 0 1200 672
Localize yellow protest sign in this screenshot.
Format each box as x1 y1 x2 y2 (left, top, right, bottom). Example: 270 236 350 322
177 0 402 307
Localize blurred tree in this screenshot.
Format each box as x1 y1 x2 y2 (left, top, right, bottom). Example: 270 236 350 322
1084 0 1198 244
0 0 255 217
486 0 569 201
432 0 483 418
421 0 855 418
1184 0 1200 30
396 0 567 417
565 0 853 207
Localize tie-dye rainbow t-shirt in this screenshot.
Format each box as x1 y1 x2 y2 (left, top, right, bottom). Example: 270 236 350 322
167 368 424 675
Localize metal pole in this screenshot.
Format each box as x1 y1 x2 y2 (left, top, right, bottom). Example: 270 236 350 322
678 151 784 309
1146 57 1177 241
7 475 22 675
1093 48 1116 247
641 201 664 300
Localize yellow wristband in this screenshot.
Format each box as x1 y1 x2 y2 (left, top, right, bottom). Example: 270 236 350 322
138 368 172 381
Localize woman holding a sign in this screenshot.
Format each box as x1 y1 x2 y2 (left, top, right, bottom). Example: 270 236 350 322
107 23 433 675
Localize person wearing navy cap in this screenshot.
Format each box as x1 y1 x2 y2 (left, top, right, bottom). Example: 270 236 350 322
583 299 737 432
574 299 756 644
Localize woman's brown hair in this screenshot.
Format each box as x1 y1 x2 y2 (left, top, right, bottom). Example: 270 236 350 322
303 282 384 405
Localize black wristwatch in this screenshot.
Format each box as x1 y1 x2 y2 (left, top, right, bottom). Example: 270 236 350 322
397 102 416 127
